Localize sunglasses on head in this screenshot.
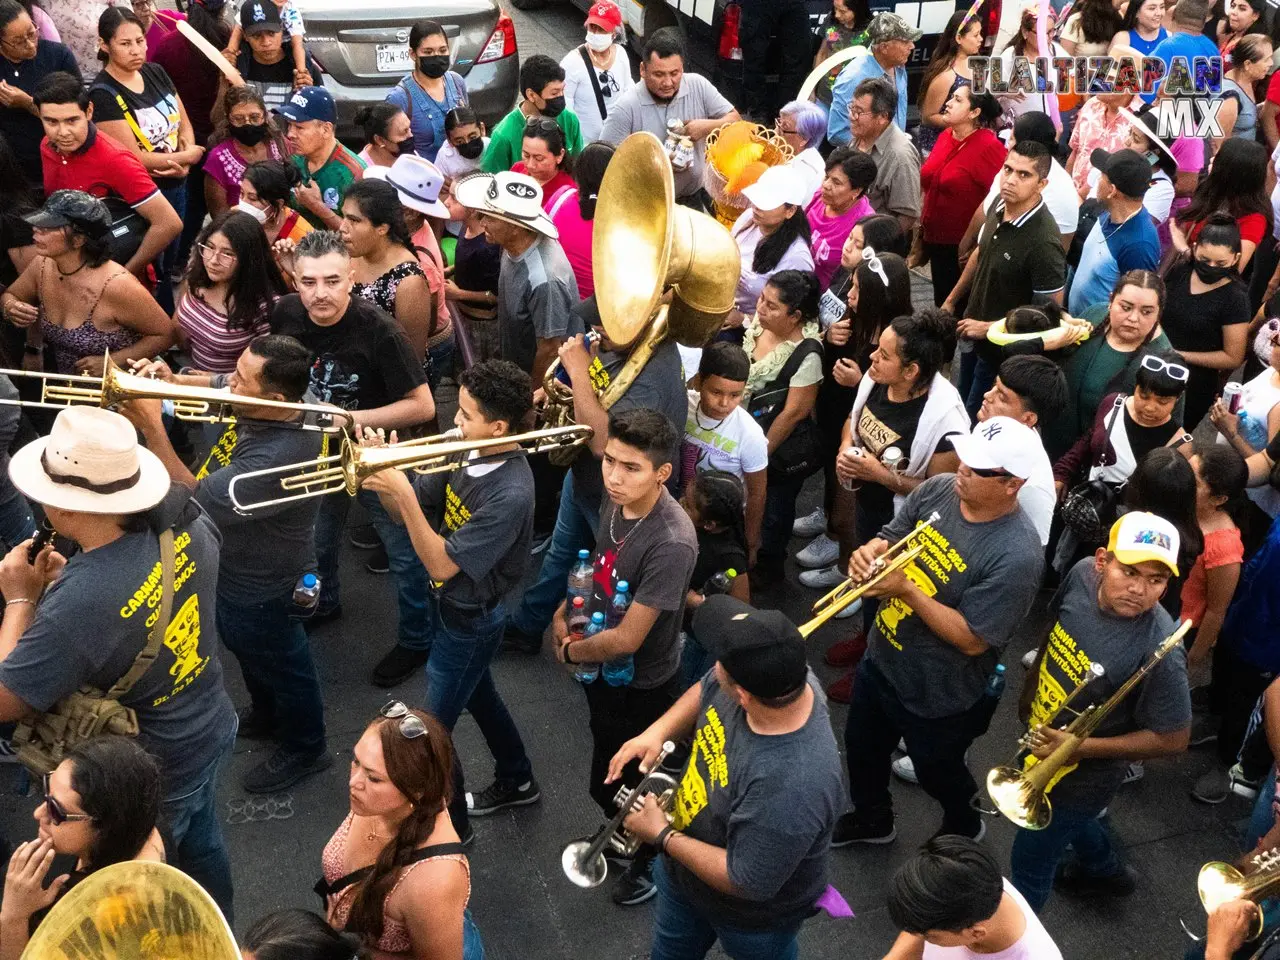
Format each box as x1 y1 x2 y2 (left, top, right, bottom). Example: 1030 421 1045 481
967 465 1011 479
1139 354 1190 382
42 774 93 826
524 117 560 137
380 700 428 740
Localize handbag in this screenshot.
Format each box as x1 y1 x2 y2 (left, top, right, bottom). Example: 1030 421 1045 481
1061 477 1123 542
100 195 148 267
11 529 175 775
747 338 824 480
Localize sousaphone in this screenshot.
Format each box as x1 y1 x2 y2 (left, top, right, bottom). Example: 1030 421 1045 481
21 860 240 959
542 131 741 462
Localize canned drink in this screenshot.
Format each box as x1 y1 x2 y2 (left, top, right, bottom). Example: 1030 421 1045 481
1223 382 1244 415
841 446 863 491
554 331 600 387
882 446 905 472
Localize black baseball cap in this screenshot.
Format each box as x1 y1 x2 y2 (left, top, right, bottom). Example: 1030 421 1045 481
23 189 111 239
691 595 809 699
240 0 283 35
1090 147 1152 198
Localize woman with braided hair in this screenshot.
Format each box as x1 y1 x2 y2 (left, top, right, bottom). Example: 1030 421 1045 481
319 704 483 959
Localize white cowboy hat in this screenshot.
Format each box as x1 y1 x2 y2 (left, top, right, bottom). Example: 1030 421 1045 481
365 155 450 220
452 171 559 239
9 407 170 515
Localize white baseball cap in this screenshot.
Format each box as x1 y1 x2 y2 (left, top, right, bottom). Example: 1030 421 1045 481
950 416 1041 480
741 164 812 211
1107 511 1181 576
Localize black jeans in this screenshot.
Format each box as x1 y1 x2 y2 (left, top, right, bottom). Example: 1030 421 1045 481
845 659 986 836
1211 644 1277 770
758 470 807 574
737 0 812 121
584 672 683 816
924 242 961 308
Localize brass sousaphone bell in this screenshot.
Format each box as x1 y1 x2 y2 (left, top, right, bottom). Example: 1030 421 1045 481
541 131 741 460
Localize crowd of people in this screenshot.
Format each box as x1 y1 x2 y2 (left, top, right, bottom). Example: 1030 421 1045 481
0 0 1276 957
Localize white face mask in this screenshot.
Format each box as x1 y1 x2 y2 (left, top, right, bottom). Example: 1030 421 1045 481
585 31 613 52
235 199 269 224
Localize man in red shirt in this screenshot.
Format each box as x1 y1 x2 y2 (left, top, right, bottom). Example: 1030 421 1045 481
33 71 180 279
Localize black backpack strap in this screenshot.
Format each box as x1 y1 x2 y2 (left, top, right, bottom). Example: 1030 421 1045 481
314 841 470 904
578 46 608 122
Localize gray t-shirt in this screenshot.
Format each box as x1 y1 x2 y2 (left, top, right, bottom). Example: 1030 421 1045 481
668 671 843 928
589 487 696 688
193 413 323 604
0 491 236 793
1025 558 1190 811
599 73 735 200
869 474 1043 718
497 235 580 377
413 455 534 608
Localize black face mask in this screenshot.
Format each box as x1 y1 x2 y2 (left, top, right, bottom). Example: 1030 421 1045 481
456 137 484 160
541 95 566 118
390 137 415 156
1192 259 1235 284
418 55 449 78
230 122 269 147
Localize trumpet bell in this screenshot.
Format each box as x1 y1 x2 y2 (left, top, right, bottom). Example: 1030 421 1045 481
561 838 609 889
986 765 1052 831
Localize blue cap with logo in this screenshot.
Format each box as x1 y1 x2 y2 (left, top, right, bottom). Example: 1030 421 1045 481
276 85 335 125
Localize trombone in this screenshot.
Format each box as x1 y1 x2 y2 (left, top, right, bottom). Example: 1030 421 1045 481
985 619 1192 830
228 424 594 512
797 511 940 639
0 352 353 433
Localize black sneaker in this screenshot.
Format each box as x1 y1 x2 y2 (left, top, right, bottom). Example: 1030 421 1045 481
500 624 542 655
296 602 342 624
1053 863 1138 899
237 706 275 740
830 812 896 847
611 857 656 906
466 777 541 815
243 747 334 794
459 822 475 847
350 525 381 549
365 545 390 575
370 645 430 688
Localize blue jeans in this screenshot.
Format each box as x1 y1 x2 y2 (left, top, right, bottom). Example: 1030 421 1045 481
425 595 532 831
1010 805 1123 912
315 490 430 649
426 335 455 394
0 482 34 549
463 909 485 960
650 857 801 960
964 353 996 422
155 180 187 315
164 732 235 923
681 631 711 689
509 471 598 636
217 588 325 755
1248 767 1278 851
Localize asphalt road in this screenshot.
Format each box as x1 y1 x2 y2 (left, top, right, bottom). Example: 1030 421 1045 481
0 8 1253 960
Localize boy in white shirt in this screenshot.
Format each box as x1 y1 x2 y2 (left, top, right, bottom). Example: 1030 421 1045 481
882 836 1063 960
681 342 768 563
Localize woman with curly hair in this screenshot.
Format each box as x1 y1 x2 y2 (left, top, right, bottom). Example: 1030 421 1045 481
203 85 286 219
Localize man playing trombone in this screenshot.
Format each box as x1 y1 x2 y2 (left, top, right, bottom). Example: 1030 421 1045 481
1010 512 1191 912
834 417 1044 847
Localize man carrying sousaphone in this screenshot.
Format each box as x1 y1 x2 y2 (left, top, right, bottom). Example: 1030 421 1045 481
1010 512 1191 913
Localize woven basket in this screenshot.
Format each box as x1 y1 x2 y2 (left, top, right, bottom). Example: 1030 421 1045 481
703 123 794 228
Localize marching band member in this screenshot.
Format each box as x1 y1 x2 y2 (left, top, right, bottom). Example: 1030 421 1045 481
1012 512 1191 911
835 417 1044 846
612 595 842 960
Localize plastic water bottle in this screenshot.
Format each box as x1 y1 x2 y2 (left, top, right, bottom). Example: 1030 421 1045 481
984 663 1007 700
703 569 737 596
574 612 604 684
292 573 320 611
603 583 635 686
607 580 630 628
567 549 594 606
568 596 589 636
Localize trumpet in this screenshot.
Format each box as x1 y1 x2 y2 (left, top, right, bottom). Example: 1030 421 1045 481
228 424 594 511
1192 848 1280 941
797 511 940 639
986 620 1192 830
0 352 352 433
562 740 678 888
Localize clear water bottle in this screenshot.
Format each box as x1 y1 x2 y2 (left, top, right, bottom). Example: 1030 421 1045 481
704 569 737 596
603 583 634 686
568 595 589 636
574 612 604 684
567 549 594 606
606 580 630 629
984 663 1007 700
292 573 320 611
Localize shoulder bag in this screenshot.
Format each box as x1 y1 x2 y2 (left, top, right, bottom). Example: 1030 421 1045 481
746 337 824 480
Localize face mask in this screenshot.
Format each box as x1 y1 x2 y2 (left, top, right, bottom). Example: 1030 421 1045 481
585 31 613 51
1193 259 1235 284
541 95 566 118
234 200 269 224
456 137 484 160
390 137 415 156
230 122 269 147
417 55 449 79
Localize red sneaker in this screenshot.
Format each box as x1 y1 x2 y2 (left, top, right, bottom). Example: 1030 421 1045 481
826 669 855 704
824 633 867 668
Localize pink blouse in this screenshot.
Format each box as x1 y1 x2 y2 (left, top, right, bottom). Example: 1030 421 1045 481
549 186 593 298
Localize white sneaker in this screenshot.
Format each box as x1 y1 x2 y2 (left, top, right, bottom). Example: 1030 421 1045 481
793 507 827 538
1122 762 1144 784
892 756 918 783
1021 648 1038 669
796 534 840 569
799 564 846 589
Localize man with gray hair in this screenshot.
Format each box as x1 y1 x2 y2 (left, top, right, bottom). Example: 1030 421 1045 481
849 78 920 232
827 11 920 145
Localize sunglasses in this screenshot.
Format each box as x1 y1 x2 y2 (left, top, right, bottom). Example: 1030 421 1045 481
967 466 1011 479
524 117 561 137
380 700 428 740
1139 354 1190 382
862 246 889 288
43 774 93 826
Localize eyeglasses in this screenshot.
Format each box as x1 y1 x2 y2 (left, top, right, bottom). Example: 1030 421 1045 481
1 26 37 48
1139 354 1190 382
862 246 889 288
967 466 1011 479
524 117 560 137
775 121 798 135
43 774 93 826
197 242 238 265
380 700 428 740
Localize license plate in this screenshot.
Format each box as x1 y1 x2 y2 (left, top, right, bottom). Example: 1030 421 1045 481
375 44 414 73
